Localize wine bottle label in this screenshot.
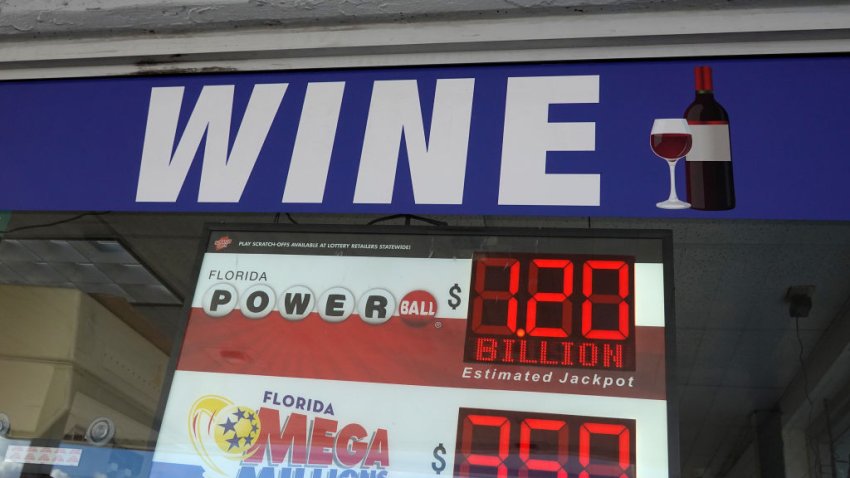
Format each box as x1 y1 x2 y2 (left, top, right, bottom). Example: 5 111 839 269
685 124 731 162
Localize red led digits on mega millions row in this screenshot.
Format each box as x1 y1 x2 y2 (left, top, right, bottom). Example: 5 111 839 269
455 408 635 478
463 253 636 371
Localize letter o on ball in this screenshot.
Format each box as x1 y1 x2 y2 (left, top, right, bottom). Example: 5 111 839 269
241 284 276 319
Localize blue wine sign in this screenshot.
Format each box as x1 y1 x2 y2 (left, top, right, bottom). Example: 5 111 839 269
1 56 848 220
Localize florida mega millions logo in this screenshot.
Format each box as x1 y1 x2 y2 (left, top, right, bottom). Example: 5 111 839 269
189 395 262 475
189 394 390 478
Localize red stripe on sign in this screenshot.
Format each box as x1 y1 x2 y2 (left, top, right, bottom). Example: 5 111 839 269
176 309 666 400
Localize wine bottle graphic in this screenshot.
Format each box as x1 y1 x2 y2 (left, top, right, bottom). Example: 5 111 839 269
684 66 736 210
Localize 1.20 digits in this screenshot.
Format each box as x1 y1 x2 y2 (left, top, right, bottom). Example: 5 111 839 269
469 254 632 341
455 408 634 478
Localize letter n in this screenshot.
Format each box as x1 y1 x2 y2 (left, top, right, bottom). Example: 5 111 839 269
353 79 474 205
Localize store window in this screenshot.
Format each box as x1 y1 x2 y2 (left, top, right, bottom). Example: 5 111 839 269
1 212 849 478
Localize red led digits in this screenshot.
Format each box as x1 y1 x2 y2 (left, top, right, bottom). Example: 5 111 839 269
464 253 635 371
578 423 631 478
519 419 568 478
455 408 635 478
582 260 630 341
472 257 519 335
526 259 572 338
459 414 510 478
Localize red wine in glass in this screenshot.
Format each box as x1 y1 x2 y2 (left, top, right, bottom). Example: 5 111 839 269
650 119 692 209
651 133 693 161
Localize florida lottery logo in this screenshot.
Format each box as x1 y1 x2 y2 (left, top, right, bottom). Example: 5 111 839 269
189 395 261 475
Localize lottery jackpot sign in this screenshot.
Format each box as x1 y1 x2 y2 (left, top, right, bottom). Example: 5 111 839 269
153 227 675 478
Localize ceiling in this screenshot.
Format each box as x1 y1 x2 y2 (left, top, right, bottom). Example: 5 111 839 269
3 211 850 477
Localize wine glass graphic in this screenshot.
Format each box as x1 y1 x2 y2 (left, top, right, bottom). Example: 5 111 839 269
651 119 692 209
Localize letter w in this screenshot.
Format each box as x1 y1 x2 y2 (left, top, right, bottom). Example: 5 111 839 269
283 293 312 315
136 84 287 203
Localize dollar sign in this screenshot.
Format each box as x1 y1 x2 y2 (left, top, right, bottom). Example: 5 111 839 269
431 443 447 474
448 284 462 310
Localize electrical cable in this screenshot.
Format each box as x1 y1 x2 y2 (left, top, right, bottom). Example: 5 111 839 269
796 315 824 477
3 211 110 235
824 399 838 478
366 214 447 226
273 213 299 224
796 316 816 413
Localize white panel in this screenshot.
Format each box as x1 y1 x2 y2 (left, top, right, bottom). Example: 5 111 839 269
635 263 665 327
156 370 669 477
193 254 474 319
193 254 664 325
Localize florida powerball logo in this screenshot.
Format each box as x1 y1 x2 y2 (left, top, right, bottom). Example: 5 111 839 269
189 395 390 478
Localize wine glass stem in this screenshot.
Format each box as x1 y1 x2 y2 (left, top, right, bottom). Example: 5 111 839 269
667 159 681 202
